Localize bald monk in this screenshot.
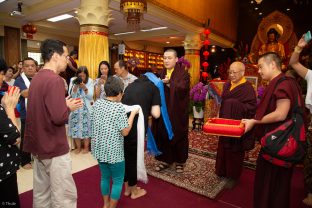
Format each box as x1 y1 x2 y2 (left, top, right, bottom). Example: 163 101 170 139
215 61 257 188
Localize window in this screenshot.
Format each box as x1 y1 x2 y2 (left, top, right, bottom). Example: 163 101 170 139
28 52 42 65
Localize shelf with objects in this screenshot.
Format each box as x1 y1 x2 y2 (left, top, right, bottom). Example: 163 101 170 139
124 49 146 68
147 52 164 70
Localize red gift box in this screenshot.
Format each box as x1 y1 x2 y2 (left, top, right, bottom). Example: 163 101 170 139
203 118 245 137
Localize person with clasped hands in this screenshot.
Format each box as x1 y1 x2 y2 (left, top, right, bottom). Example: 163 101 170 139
0 74 21 207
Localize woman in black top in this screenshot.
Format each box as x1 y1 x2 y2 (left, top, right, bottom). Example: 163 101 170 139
0 62 21 207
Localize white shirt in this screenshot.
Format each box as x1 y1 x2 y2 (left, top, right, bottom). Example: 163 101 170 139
305 69 312 113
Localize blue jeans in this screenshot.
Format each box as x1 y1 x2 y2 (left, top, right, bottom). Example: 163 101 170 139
98 161 125 200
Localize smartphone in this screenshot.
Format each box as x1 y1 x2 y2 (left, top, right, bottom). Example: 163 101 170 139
304 31 312 43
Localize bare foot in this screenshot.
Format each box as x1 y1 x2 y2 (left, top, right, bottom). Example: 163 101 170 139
81 149 89 154
125 187 141 196
74 149 81 154
22 163 32 170
124 189 131 197
130 188 147 199
303 193 312 206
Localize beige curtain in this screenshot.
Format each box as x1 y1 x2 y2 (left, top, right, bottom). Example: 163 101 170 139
79 30 109 79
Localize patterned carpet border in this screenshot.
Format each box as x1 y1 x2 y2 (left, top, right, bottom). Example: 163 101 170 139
188 129 260 170
145 153 227 199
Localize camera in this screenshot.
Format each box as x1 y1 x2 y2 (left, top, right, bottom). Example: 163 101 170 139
73 77 83 85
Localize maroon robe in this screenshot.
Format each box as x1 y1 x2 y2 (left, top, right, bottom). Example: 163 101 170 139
215 80 257 179
152 63 190 164
253 74 304 208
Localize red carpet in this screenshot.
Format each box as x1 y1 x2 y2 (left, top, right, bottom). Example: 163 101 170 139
20 165 309 208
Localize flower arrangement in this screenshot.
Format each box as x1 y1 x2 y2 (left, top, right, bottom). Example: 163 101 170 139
177 56 191 69
190 82 208 112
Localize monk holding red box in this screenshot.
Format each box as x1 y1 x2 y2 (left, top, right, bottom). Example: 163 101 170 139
213 62 257 188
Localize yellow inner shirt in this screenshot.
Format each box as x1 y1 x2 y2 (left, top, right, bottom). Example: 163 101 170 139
230 77 246 91
166 68 174 79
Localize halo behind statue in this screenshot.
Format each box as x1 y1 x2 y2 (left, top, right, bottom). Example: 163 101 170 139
257 10 293 44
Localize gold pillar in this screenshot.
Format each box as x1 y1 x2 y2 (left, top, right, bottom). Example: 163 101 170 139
183 33 202 87
77 0 112 79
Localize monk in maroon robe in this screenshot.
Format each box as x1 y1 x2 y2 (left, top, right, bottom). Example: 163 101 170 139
243 52 305 208
215 62 257 188
152 49 190 173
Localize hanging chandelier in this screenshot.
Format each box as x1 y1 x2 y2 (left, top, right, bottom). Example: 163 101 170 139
120 0 147 30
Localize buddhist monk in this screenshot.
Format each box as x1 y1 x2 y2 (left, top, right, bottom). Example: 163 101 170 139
152 49 190 173
243 52 304 208
215 61 257 188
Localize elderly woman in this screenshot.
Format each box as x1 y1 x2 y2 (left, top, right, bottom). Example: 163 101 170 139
68 66 94 154
0 60 21 206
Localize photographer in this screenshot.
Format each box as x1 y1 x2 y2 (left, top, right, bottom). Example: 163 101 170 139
68 66 94 154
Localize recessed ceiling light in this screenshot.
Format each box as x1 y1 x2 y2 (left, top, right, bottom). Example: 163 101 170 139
47 14 73 22
259 12 263 15
114 31 135 36
255 7 259 10
166 41 170 44
169 36 176 39
250 1 254 3
286 8 290 11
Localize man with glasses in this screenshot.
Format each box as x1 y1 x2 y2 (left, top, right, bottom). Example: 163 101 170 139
215 61 257 188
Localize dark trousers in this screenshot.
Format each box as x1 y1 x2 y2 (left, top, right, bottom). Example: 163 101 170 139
124 115 138 186
0 173 20 207
254 154 293 208
20 119 31 166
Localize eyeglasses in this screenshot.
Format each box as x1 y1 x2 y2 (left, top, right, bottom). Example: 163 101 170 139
228 70 243 75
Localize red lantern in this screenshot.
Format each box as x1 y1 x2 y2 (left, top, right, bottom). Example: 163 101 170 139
204 29 211 36
201 71 209 80
22 23 37 39
203 51 209 60
203 39 210 49
202 62 209 71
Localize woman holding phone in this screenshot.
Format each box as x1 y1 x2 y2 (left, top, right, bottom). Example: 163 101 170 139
94 61 113 100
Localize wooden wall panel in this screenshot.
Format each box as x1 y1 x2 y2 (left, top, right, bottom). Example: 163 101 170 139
149 0 239 42
4 26 21 66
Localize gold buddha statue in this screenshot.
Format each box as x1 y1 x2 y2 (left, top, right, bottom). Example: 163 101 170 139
259 28 285 60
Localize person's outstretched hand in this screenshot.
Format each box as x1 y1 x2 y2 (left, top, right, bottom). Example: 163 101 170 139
66 96 84 111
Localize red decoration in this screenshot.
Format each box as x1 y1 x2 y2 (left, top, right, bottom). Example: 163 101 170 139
202 62 209 71
203 51 209 60
22 23 37 39
204 28 211 36
201 71 209 80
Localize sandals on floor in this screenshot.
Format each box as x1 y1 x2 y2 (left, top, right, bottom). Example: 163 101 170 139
155 163 169 172
175 164 184 173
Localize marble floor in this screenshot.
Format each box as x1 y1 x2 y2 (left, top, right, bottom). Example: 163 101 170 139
17 151 98 194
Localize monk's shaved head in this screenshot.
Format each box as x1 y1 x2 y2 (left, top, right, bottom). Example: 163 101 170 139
228 61 245 84
230 61 245 72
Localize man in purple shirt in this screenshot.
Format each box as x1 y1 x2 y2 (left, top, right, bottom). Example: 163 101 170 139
24 39 83 208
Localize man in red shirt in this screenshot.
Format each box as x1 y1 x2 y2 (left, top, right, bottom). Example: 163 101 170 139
24 39 83 208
